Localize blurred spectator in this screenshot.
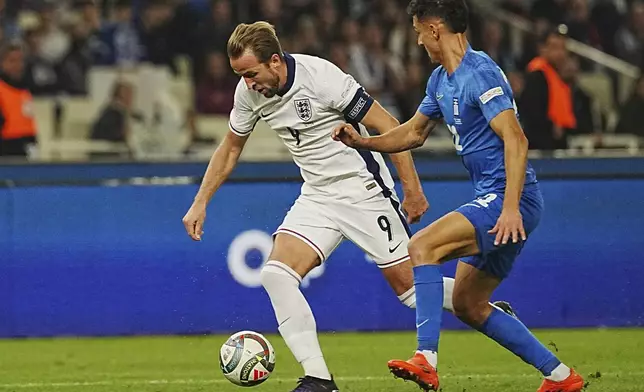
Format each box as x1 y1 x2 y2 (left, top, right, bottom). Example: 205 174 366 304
90 80 134 142
560 55 595 135
341 18 363 61
137 0 175 72
531 0 568 26
192 0 235 82
37 1 71 64
396 60 426 121
500 0 529 17
615 1 644 67
384 0 414 61
349 20 403 118
480 20 516 72
75 0 102 34
195 52 236 115
566 0 601 49
615 75 644 137
59 22 93 95
291 16 323 57
349 21 386 96
317 0 338 44
591 0 623 56
253 0 292 35
0 43 37 157
508 71 525 101
522 29 575 150
328 40 349 72
93 0 140 66
167 0 201 58
22 28 60 96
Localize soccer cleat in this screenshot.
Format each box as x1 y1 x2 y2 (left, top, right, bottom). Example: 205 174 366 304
388 353 439 391
291 375 339 392
536 369 585 392
493 300 518 319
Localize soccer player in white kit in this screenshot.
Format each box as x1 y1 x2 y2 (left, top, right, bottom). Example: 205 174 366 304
182 22 514 392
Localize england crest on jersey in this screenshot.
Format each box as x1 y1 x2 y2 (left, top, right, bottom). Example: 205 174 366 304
294 98 313 122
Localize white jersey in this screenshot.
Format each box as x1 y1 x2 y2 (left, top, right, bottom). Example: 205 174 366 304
229 53 395 202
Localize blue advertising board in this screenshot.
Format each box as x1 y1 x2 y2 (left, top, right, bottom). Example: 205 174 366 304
1 174 643 337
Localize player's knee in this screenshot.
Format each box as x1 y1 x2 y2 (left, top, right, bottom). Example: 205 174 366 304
260 261 301 293
452 295 490 326
408 236 441 266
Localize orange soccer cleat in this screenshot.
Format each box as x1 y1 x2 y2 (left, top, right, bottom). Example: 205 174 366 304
537 369 585 392
387 353 439 391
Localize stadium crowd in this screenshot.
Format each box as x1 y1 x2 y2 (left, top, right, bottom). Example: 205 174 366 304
0 0 643 155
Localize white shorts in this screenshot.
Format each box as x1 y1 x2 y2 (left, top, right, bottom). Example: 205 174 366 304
274 192 411 268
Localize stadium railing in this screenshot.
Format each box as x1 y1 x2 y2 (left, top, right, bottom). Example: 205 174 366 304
470 0 641 140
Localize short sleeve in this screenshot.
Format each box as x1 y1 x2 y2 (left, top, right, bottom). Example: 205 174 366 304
467 67 515 124
317 60 374 122
418 71 443 120
229 79 259 136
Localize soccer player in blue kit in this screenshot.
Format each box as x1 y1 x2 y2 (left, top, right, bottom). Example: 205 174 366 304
332 1 585 391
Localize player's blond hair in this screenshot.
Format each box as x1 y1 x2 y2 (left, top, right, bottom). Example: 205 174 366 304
227 22 283 63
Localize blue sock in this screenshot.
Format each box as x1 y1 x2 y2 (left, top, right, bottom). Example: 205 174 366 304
479 307 561 376
414 265 444 353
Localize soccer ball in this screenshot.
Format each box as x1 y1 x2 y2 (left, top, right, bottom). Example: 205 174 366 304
220 331 276 387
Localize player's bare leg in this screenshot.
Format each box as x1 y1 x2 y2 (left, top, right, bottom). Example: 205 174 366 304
388 212 581 392
261 234 339 392
453 263 584 392
380 253 515 316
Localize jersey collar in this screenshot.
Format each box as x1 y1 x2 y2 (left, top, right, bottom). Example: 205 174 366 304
277 52 296 97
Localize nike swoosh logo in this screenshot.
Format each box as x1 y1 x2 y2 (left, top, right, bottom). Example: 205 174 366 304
436 94 444 101
389 241 403 253
416 319 429 329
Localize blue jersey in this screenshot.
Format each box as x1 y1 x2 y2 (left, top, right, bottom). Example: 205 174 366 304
419 46 538 196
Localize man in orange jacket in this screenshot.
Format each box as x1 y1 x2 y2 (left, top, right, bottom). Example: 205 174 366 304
0 42 37 157
521 29 575 150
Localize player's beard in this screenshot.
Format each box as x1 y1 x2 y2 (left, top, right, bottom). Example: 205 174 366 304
261 69 281 98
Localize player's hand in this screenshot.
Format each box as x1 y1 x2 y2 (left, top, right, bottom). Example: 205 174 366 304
331 123 364 148
488 208 526 246
402 191 429 224
182 202 206 241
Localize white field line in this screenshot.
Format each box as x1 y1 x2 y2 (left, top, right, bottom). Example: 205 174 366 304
0 372 635 389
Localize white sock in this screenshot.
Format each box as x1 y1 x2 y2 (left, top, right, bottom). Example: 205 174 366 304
545 363 571 382
397 287 417 308
260 261 332 380
442 277 455 312
398 277 507 314
417 350 438 368
397 277 455 311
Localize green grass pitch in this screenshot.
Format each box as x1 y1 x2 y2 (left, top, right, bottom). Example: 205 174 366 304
0 329 641 392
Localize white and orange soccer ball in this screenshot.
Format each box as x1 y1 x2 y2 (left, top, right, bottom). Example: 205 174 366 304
220 331 276 387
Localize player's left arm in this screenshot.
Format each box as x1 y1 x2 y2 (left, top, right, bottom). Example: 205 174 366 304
473 67 529 246
360 101 428 223
489 110 530 245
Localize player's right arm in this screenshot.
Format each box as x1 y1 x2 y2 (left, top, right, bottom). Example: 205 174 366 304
333 69 442 153
333 110 438 153
183 81 257 241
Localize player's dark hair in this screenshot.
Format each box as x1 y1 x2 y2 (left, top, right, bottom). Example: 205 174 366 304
407 0 469 34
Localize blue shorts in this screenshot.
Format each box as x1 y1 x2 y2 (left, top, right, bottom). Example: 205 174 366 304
456 185 544 280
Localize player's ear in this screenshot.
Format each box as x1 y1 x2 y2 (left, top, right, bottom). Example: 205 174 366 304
269 53 281 69
431 23 440 41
